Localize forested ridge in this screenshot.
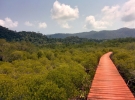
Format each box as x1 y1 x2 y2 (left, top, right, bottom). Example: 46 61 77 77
47 27 135 39
0 26 135 99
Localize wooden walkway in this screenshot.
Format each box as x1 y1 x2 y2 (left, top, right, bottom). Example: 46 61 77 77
87 52 135 100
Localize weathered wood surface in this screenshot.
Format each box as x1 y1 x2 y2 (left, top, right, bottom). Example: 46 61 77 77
87 52 135 100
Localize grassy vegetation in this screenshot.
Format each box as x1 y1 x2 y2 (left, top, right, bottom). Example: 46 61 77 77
0 38 135 99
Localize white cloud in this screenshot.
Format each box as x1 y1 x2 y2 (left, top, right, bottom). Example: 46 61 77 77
0 17 18 28
84 16 109 29
102 5 120 21
62 24 70 29
0 20 5 26
124 21 135 28
25 21 33 26
84 0 135 29
84 5 120 30
39 22 47 29
121 0 135 22
51 1 79 28
59 22 71 29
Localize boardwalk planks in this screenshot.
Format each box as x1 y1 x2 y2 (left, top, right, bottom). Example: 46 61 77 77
87 52 135 100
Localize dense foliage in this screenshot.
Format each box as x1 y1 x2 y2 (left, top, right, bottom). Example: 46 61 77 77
0 39 105 100
0 26 135 99
0 26 101 46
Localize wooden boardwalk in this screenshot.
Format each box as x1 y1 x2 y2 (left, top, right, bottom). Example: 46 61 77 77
87 52 135 100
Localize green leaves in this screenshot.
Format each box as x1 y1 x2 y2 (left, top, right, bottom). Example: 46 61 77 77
1 37 135 99
0 40 102 99
37 81 67 100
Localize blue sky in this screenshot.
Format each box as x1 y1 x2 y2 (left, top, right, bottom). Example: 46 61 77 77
0 0 135 35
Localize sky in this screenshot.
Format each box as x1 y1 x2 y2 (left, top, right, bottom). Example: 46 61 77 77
0 0 135 35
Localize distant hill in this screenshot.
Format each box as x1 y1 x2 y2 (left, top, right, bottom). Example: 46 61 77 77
47 28 135 39
1 25 135 43
0 26 48 45
0 26 97 44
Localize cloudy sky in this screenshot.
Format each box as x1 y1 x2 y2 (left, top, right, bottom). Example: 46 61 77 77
0 0 135 34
